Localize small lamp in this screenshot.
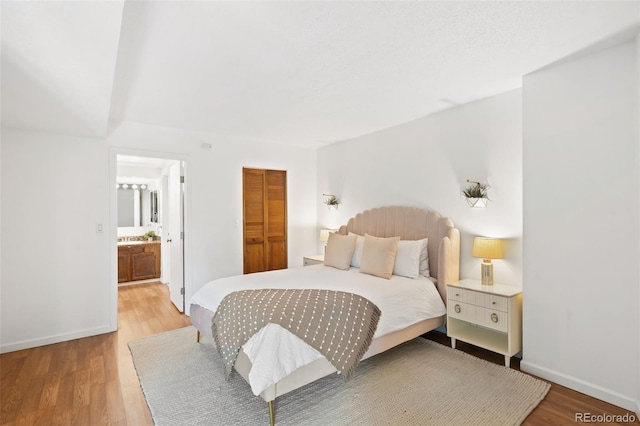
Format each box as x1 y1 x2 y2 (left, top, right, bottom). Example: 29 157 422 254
319 229 335 252
472 237 503 285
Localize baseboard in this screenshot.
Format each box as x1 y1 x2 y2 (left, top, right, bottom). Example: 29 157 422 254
521 360 637 413
0 325 116 354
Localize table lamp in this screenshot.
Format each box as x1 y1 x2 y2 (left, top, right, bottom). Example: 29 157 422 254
319 229 335 252
472 237 503 285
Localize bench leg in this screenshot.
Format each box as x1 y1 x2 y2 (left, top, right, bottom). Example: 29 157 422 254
268 400 275 426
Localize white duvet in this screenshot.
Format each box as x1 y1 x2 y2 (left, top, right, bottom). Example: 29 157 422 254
189 265 446 395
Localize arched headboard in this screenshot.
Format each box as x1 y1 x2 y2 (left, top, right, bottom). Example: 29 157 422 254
337 206 460 303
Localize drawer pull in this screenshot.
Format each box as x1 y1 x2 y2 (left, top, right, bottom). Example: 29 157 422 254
492 301 496 305
491 313 499 323
454 304 461 313
455 293 460 297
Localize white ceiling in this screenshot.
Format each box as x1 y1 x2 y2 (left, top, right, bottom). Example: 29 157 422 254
2 1 639 148
1 1 124 138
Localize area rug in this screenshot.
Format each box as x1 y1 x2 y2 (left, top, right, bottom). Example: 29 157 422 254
129 326 550 425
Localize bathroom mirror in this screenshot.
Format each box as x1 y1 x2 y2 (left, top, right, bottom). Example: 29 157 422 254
118 188 153 227
150 190 158 223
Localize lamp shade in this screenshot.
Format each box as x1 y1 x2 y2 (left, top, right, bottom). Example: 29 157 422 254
472 237 503 259
319 229 335 243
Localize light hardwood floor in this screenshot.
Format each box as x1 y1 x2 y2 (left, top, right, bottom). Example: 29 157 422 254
0 282 190 426
1 282 637 425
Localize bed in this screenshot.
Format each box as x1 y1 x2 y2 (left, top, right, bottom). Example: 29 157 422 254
189 206 460 425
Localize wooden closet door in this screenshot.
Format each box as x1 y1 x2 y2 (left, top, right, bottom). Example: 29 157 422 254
243 168 287 274
266 170 287 271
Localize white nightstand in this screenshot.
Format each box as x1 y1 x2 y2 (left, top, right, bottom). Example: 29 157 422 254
303 254 324 266
446 279 522 367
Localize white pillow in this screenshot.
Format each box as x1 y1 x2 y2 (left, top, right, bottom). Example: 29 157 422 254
418 238 430 277
394 238 428 279
359 234 400 279
324 233 357 270
349 233 365 267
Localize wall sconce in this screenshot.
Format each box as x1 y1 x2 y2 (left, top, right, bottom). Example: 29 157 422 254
463 179 490 208
472 237 503 285
323 193 340 210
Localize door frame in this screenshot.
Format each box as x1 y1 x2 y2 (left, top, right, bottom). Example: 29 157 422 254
108 148 190 329
167 160 186 312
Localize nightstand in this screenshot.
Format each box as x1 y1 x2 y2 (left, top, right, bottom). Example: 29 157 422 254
446 279 522 367
303 254 324 266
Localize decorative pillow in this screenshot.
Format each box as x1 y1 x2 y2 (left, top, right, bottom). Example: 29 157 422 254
359 234 400 279
324 233 357 270
349 232 365 267
394 238 428 279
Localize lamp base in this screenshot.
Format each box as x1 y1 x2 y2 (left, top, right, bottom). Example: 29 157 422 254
480 260 494 285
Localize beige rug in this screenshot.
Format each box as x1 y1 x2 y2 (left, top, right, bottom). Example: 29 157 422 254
129 326 550 425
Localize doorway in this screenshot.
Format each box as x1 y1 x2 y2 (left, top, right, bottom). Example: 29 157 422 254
115 154 186 313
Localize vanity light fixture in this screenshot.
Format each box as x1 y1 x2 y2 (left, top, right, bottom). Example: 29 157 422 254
472 237 503 285
117 183 149 190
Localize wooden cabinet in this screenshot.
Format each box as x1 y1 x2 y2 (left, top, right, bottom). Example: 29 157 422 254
118 242 161 283
243 168 287 274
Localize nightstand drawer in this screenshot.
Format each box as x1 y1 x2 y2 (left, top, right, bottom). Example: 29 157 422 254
480 293 508 312
447 301 474 322
448 287 477 304
476 307 508 332
448 289 507 312
448 303 508 333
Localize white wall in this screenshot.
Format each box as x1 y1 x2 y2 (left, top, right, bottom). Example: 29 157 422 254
522 39 639 411
0 122 316 353
107 121 318 307
1 129 113 352
637 31 640 421
635 32 640 418
317 89 523 286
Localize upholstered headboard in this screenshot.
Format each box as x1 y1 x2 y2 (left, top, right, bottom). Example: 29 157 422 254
337 206 460 303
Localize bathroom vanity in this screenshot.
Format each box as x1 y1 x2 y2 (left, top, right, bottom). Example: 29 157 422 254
117 241 161 283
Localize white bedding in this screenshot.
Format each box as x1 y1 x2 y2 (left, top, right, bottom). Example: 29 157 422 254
189 265 446 395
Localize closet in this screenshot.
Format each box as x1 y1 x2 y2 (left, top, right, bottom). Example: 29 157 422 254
242 168 287 274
